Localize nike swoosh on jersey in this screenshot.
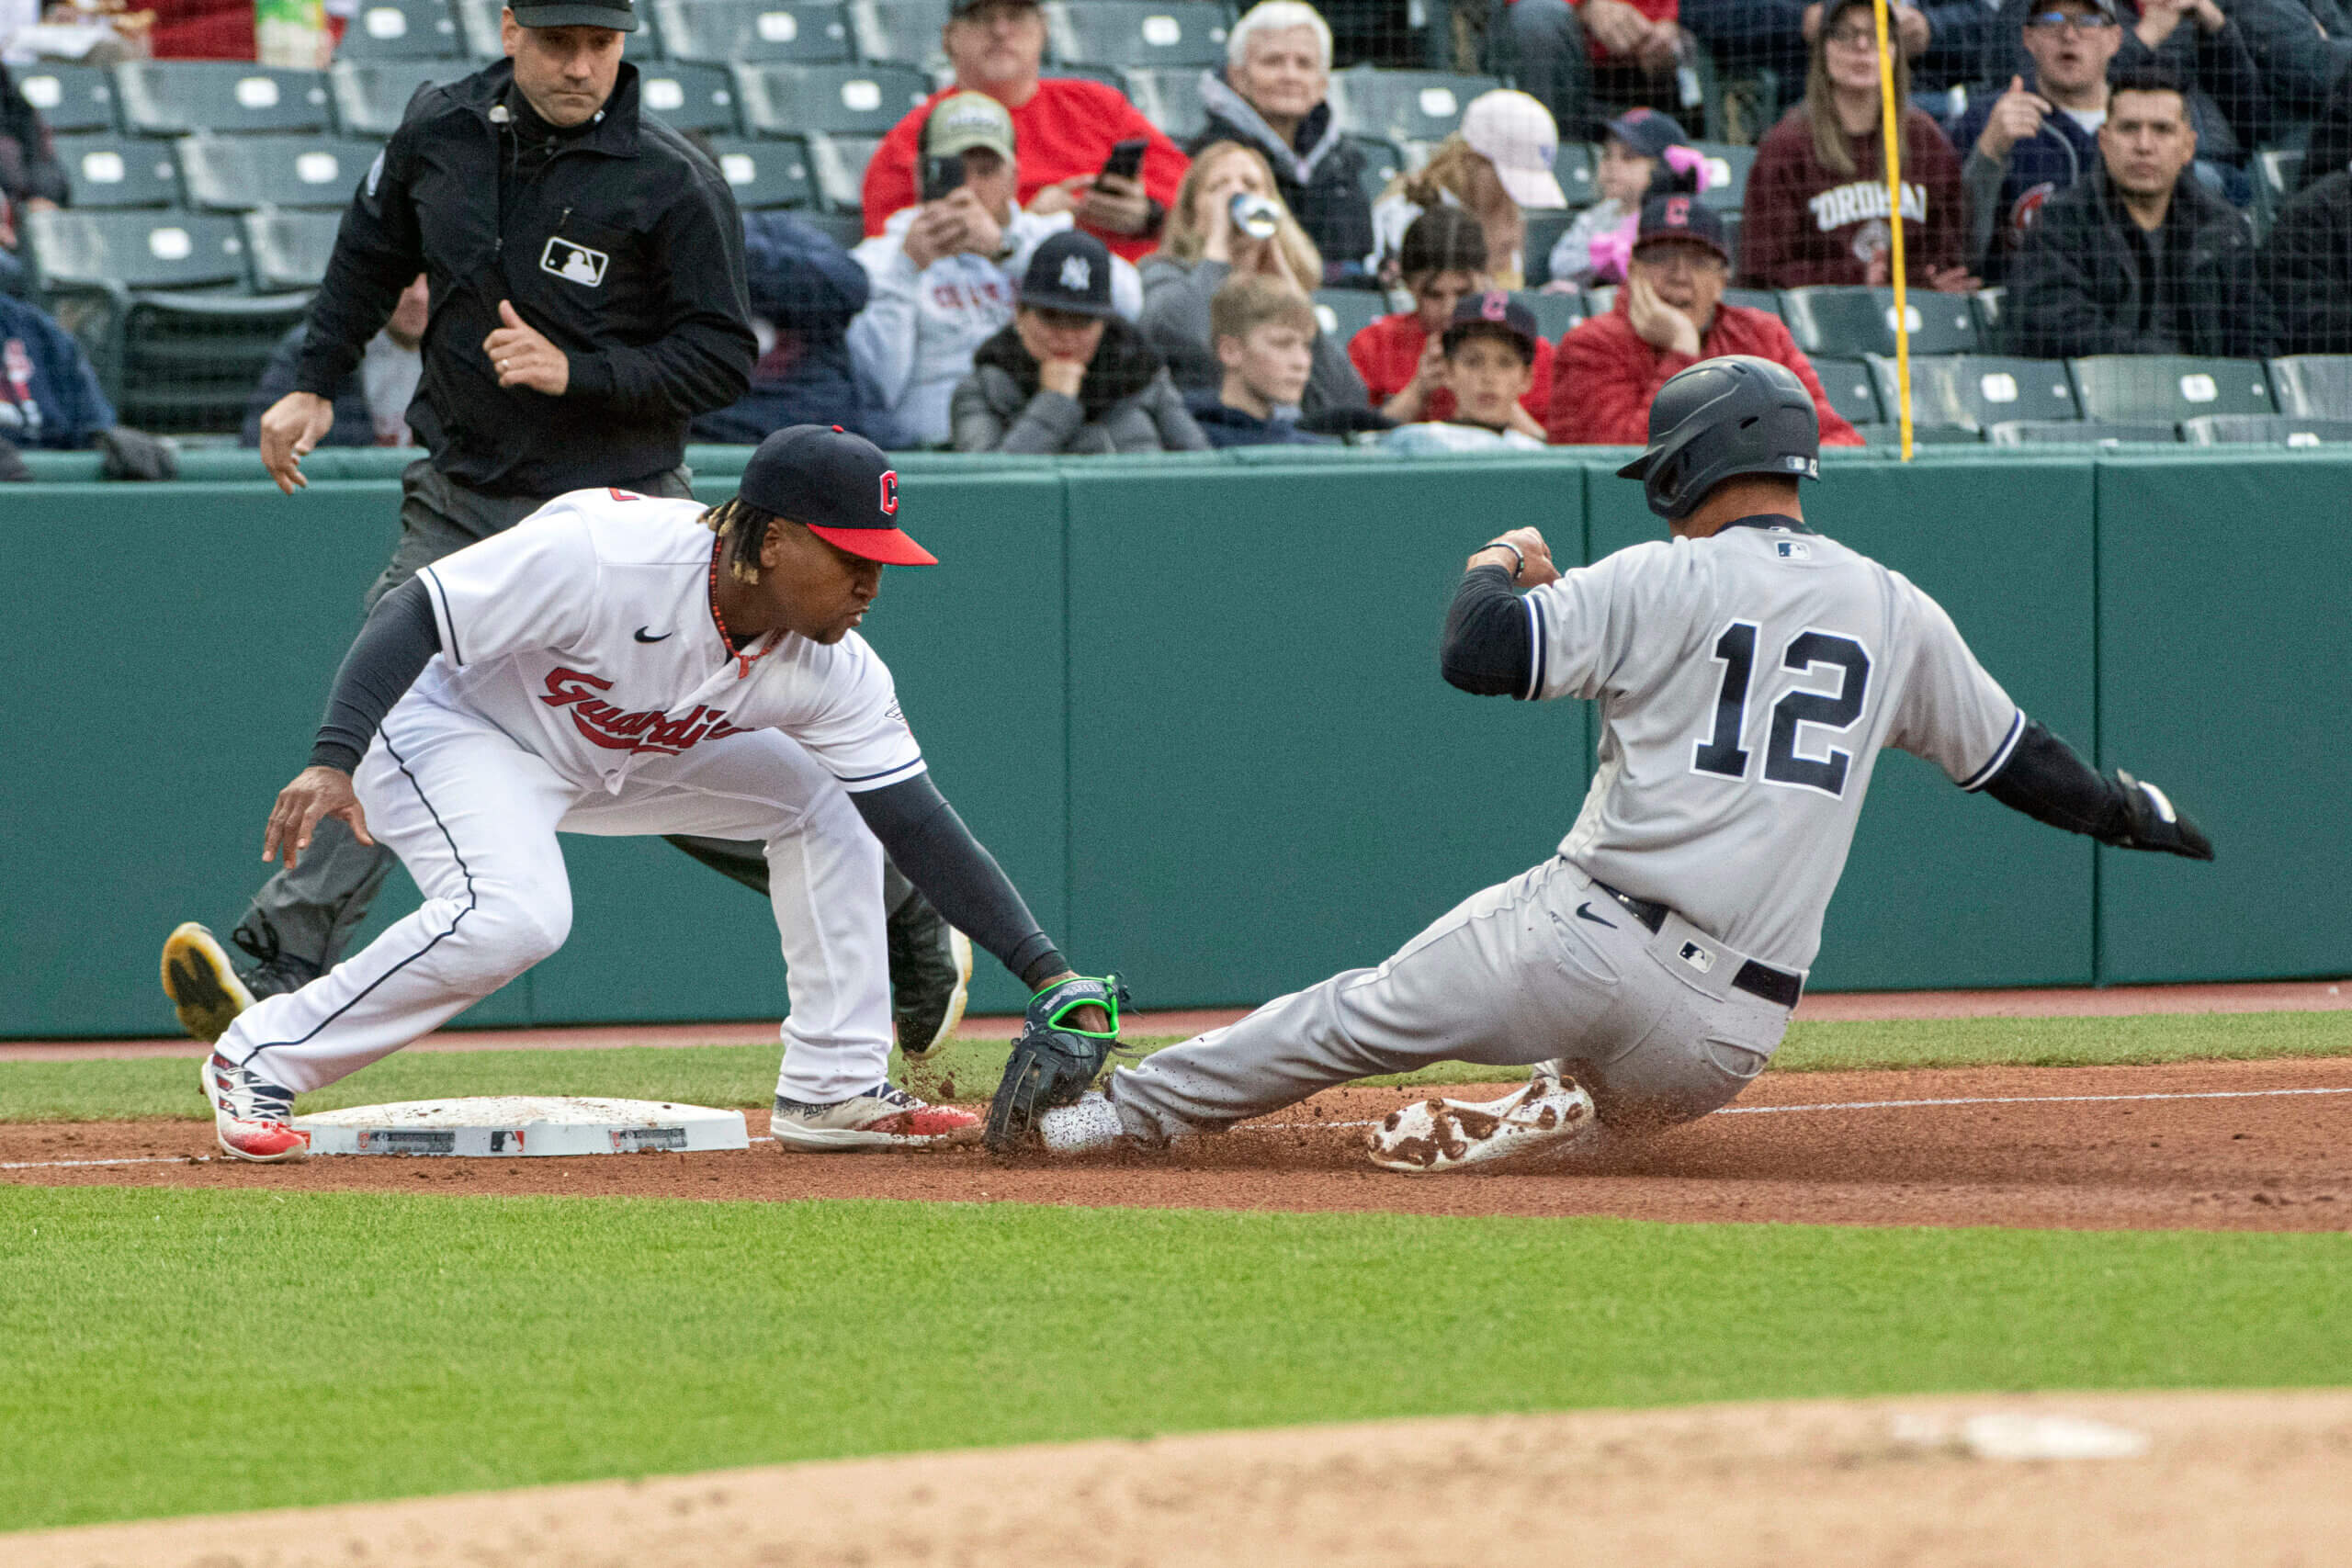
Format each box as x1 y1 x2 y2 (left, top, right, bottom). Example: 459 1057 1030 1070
1575 902 1616 928
633 626 673 642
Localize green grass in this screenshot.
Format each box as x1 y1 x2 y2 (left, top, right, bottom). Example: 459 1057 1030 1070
6 1010 2348 1123
2 1186 2346 1532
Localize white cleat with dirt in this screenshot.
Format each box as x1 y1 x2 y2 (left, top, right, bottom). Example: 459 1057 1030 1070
1364 1075 1597 1173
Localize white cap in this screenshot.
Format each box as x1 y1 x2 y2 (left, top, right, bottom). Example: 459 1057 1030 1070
1460 89 1566 210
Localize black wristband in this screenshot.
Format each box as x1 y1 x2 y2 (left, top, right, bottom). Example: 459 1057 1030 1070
1480 540 1525 581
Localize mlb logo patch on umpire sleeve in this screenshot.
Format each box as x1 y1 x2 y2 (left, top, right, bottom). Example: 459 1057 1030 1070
541 238 609 288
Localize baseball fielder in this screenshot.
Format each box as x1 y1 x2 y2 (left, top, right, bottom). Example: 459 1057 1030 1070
198 423 1118 1163
986 356 2212 1168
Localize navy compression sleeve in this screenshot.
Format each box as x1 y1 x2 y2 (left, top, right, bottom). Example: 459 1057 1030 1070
849 775 1066 990
1441 564 1533 697
309 577 441 773
1981 720 2131 840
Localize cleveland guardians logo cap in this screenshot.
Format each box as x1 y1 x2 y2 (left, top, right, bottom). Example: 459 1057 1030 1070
738 424 937 566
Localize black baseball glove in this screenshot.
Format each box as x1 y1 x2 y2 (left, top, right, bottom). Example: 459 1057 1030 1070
985 974 1129 1153
2098 771 2215 861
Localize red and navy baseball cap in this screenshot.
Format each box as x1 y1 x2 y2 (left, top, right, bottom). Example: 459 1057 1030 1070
738 424 936 566
1634 191 1732 265
1442 289 1541 359
1598 107 1689 159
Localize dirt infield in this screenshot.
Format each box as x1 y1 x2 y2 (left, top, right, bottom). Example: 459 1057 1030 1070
10 1390 2351 1568
7 1055 2347 1231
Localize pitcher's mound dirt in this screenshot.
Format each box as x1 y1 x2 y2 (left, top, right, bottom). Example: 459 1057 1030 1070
9 1390 2349 1568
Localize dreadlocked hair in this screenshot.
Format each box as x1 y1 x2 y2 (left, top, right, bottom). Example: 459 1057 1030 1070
703 496 780 583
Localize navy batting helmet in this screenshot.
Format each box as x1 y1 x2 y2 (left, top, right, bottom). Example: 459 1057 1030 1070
1616 355 1820 521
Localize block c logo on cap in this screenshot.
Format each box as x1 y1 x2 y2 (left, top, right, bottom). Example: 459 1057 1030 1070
879 470 899 516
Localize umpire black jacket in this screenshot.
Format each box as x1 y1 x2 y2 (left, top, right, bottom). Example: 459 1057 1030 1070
295 60 755 496
2007 170 2273 360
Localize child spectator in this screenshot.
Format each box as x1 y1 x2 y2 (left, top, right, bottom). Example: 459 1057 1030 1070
1739 0 1973 292
952 231 1209 453
1547 107 1690 288
1350 208 1556 428
1381 291 1553 453
1191 274 1331 446
1368 89 1568 288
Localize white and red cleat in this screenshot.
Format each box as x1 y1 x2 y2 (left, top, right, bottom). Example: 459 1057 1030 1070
770 1081 981 1150
200 1052 310 1164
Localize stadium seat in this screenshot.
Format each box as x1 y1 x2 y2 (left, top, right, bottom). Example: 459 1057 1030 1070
1122 66 1207 140
2067 355 2273 423
1717 209 1742 272
1872 354 2077 432
336 0 463 58
706 135 817 209
450 0 505 56
1552 141 1596 208
1853 423 1981 445
1043 1 1229 69
27 209 250 292
636 61 741 133
1583 284 1616 314
242 208 344 289
2180 414 2352 446
1778 286 1977 357
1809 355 1883 427
792 208 867 249
2267 355 2352 420
732 62 930 135
53 134 180 209
16 63 120 133
652 0 854 62
175 134 379 212
804 130 881 209
1347 133 1404 209
1311 287 1388 346
1970 286 2005 349
846 0 951 68
1690 141 1753 210
1985 419 2178 445
1329 68 1499 143
1721 287 1781 317
330 58 473 136
1039 62 1126 91
2253 149 2303 233
116 63 334 137
1521 209 1574 287
1515 288 1580 342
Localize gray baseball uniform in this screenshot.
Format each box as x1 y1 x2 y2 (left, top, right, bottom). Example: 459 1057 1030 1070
1106 517 2024 1142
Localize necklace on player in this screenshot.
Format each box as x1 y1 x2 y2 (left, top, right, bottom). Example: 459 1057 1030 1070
706 535 770 680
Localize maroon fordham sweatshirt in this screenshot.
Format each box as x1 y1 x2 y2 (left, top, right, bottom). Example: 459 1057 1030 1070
1738 105 1966 288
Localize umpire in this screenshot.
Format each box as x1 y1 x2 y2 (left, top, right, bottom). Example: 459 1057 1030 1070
175 0 757 1023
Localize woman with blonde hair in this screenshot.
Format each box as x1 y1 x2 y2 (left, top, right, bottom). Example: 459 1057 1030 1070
1367 88 1568 288
1140 139 1369 416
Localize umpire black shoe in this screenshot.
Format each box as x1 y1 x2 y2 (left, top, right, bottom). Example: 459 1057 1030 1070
160 923 321 1043
888 893 971 1061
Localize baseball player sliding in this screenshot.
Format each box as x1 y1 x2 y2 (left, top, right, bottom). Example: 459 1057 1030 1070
985 356 2212 1169
197 424 1119 1163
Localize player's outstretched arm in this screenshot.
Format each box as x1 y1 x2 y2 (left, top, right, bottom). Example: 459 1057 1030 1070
1982 720 2214 861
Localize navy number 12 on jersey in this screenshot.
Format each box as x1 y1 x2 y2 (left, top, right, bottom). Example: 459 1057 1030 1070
1691 621 1873 797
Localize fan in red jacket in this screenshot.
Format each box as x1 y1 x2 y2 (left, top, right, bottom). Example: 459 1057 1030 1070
1548 193 1861 446
860 0 1187 264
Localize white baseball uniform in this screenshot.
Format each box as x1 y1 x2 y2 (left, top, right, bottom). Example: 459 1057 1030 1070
213 488 925 1104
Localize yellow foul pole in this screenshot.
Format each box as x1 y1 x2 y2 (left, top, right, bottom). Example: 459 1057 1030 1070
1869 0 1913 458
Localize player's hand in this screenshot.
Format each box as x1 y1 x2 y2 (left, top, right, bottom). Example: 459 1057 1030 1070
1077 171 1153 236
1976 76 2052 162
257 390 336 494
263 765 374 871
2101 772 2214 861
483 300 570 396
1469 526 1559 588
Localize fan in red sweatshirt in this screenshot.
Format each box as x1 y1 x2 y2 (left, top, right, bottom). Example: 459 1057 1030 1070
1739 104 1967 288
1549 294 1862 446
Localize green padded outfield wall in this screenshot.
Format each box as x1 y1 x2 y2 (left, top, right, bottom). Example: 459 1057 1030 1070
2 446 2343 1037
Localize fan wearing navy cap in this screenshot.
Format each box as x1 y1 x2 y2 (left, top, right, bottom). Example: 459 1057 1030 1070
191 425 1119 1164
1381 291 1554 454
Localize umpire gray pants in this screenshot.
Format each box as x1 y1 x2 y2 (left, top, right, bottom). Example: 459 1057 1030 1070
232 458 694 972
1107 855 1792 1143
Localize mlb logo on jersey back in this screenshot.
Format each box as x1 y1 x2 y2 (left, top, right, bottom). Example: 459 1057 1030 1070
1776 539 1811 559
541 238 609 288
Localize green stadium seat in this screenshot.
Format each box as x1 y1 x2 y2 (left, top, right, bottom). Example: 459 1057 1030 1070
1778 285 1977 356
242 208 344 289
707 135 817 209
2067 355 2274 423
27 208 249 291
1809 355 1883 427
54 134 180 209
1515 288 1581 342
115 63 334 136
1583 284 1616 314
2267 355 2352 420
1970 286 2005 349
329 58 473 136
337 0 462 58
1552 141 1597 209
1690 141 1752 211
1044 1 1230 69
1521 209 1574 287
450 0 506 57
1853 423 1982 445
1722 287 1781 317
2180 413 2352 446
1717 209 1742 272
17 63 119 133
1329 68 1499 142
804 130 881 209
1039 62 1127 91
732 62 930 135
175 133 379 212
1311 288 1389 347
1871 354 2078 432
636 61 741 133
2253 149 2302 234
1986 419 2178 445
846 0 951 68
1122 66 1207 139
792 208 867 249
652 0 854 62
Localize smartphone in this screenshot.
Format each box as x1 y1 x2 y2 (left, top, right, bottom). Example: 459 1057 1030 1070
920 153 968 204
1099 137 1147 183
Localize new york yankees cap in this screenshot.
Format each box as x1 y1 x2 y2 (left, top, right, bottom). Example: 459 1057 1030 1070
1018 230 1119 319
738 424 935 566
507 0 639 30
